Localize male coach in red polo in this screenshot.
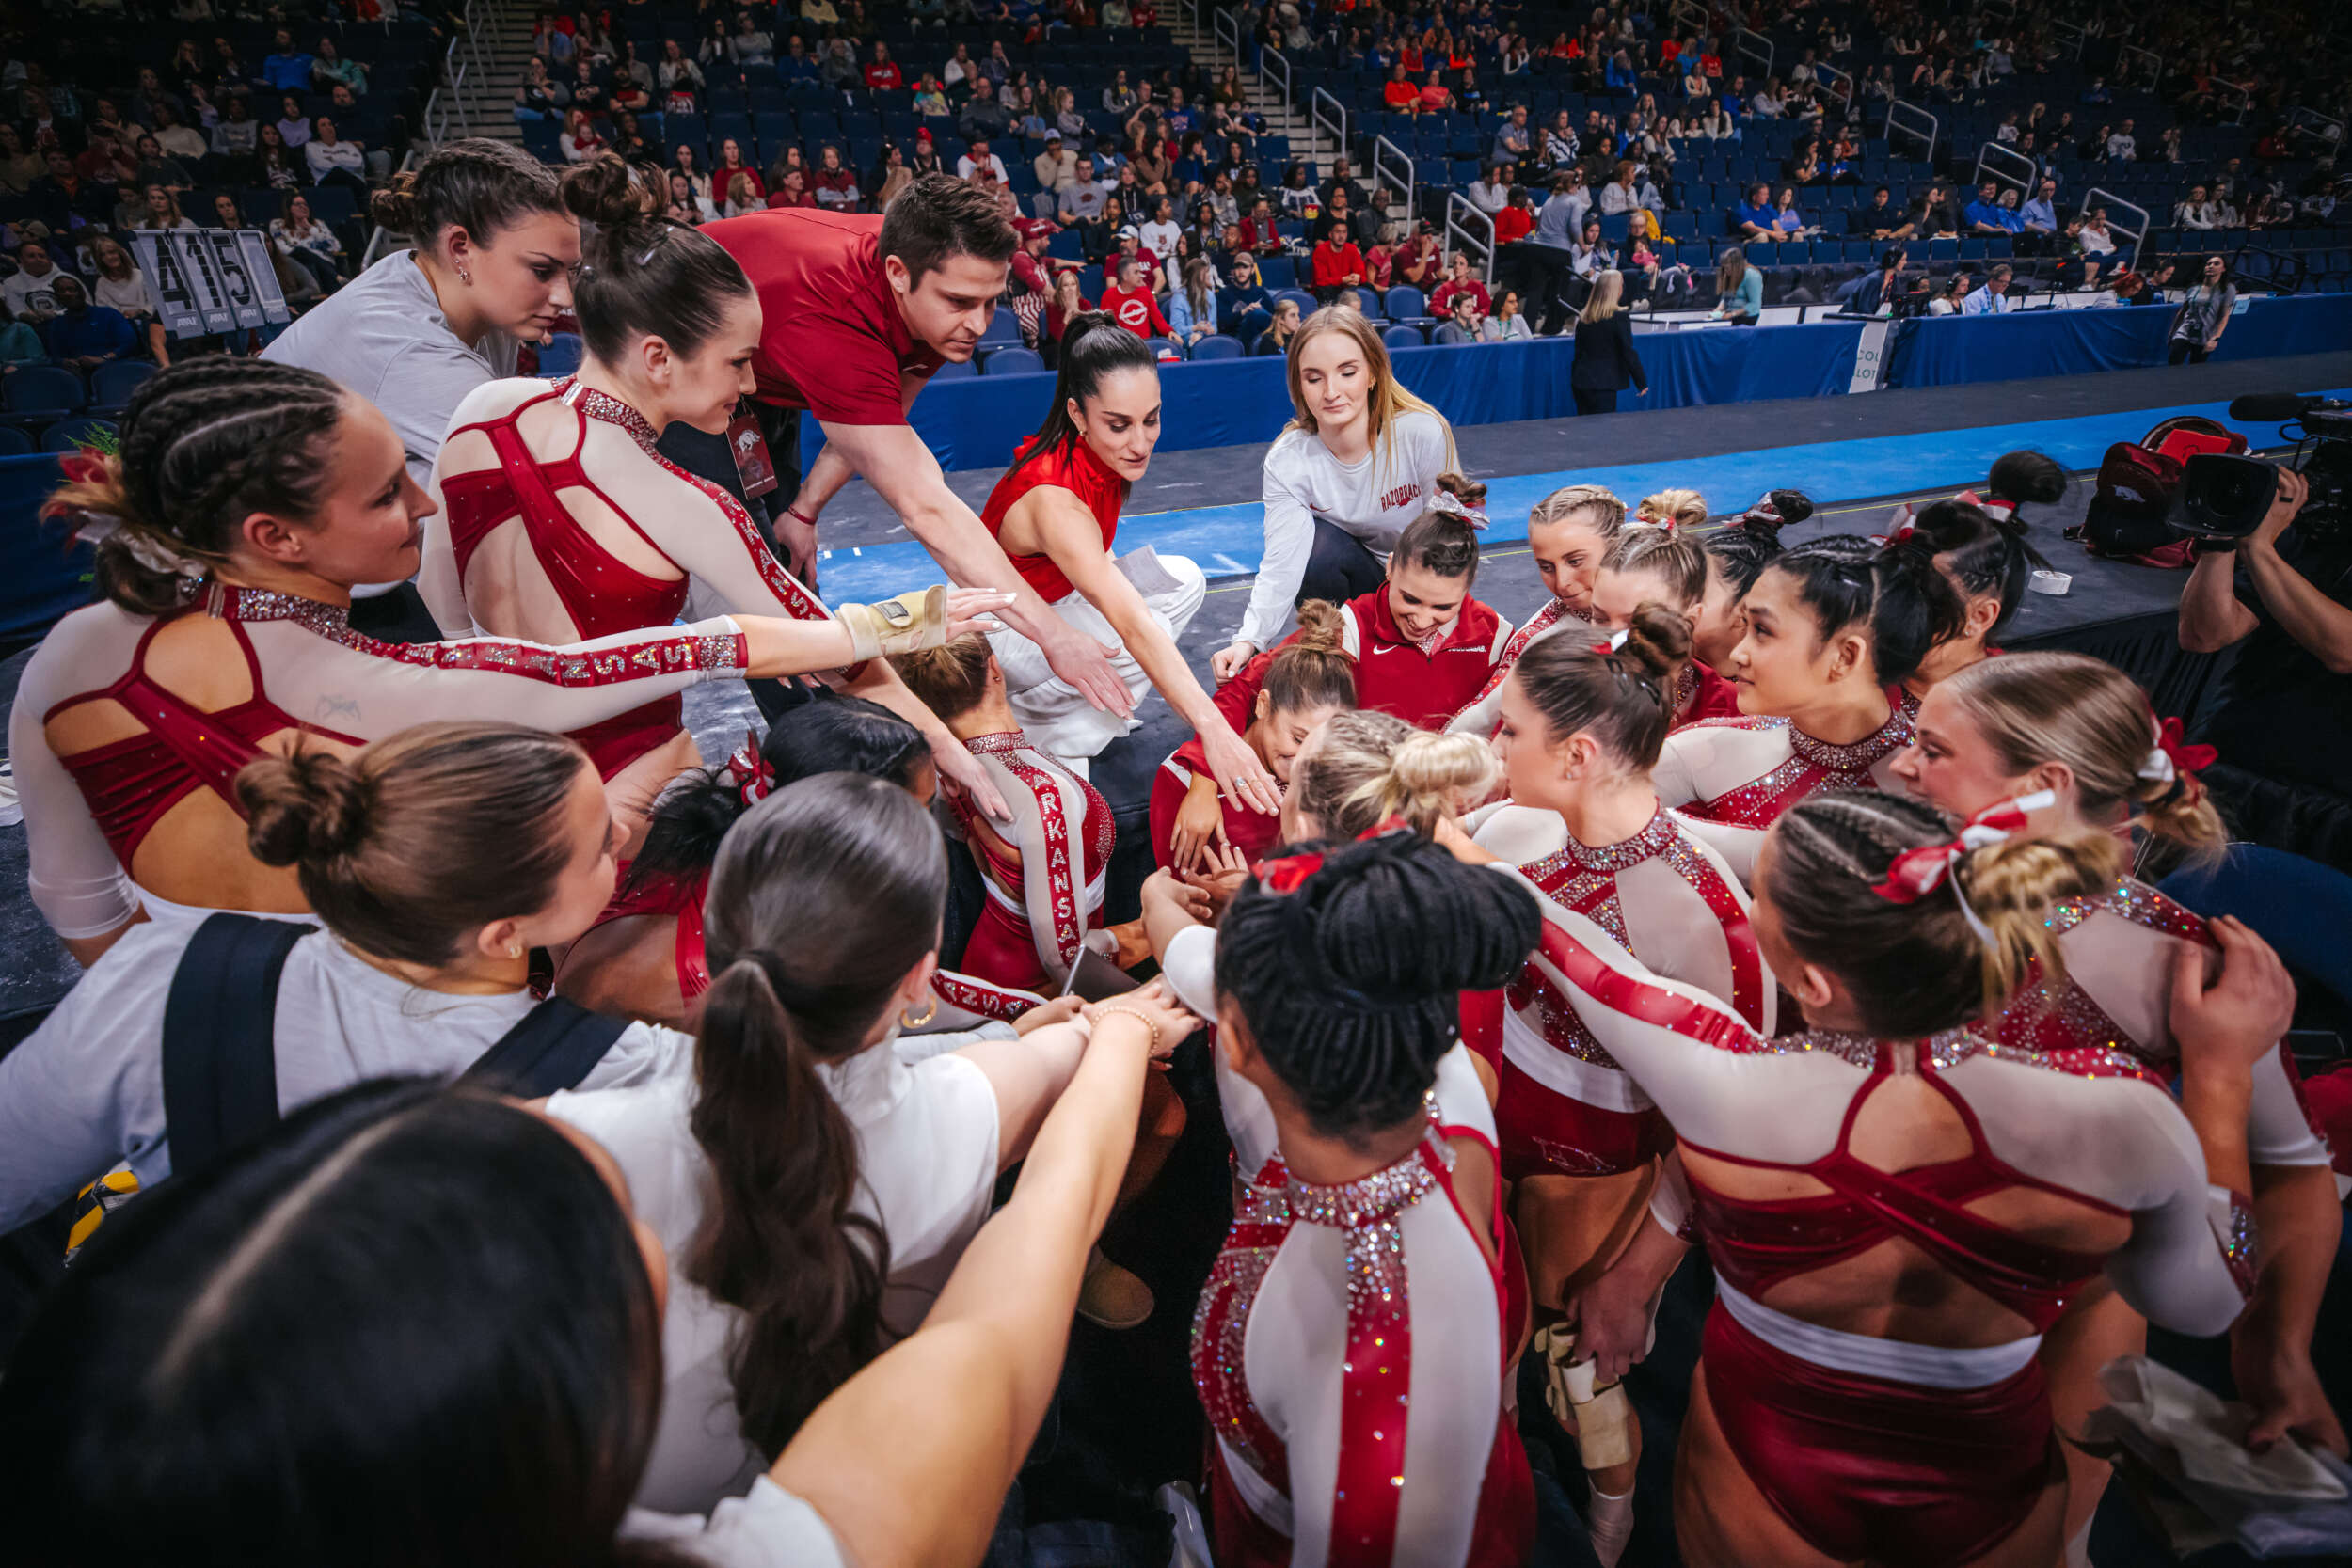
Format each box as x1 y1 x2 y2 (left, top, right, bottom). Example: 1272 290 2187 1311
683 172 1125 714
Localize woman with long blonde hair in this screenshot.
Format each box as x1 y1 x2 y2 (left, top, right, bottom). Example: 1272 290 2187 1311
1572 269 1648 416
1212 306 1459 681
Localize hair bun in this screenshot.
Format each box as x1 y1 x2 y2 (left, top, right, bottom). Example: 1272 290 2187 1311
1988 450 2067 508
1434 471 1489 510
560 152 656 230
368 175 421 235
1618 600 1694 686
238 748 373 868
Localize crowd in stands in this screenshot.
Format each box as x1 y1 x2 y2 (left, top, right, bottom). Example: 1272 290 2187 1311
467 0 2352 366
0 6 445 443
3 5 2352 1561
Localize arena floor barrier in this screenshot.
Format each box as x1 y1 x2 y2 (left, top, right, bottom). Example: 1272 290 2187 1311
801 294 2352 479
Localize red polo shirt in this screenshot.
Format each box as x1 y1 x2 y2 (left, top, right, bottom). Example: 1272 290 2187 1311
702 208 946 425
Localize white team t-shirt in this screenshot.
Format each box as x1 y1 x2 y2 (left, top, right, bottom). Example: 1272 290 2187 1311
1238 408 1457 651
547 1043 1002 1514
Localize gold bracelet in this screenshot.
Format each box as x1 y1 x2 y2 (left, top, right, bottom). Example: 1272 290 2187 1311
1089 1003 1163 1055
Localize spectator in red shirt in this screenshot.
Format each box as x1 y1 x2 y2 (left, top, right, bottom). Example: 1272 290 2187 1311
1418 71 1454 112
1494 186 1535 245
1429 252 1492 318
688 175 1131 717
1099 254 1174 342
1383 63 1420 111
1238 197 1284 254
863 41 903 89
1310 218 1366 304
766 168 819 209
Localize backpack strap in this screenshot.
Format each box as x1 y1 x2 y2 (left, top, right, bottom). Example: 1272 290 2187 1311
160 914 319 1182
463 996 631 1098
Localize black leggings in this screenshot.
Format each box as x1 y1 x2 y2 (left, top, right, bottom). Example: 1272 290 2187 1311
1298 514 1387 607
1574 388 1619 416
2169 339 2210 365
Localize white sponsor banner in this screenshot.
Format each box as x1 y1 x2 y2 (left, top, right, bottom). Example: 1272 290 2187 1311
1848 317 1893 393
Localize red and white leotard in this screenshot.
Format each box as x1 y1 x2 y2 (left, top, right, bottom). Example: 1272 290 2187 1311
580 867 1043 1032
421 377 842 778
1474 801 1772 1181
1215 588 1514 734
1650 707 1915 881
1515 886 2257 1568
2000 876 2332 1172
939 728 1117 993
1158 924 1531 1568
13 585 748 940
1443 601 1739 737
1442 597 1592 736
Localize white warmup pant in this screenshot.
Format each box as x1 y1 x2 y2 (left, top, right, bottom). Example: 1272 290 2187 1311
989 550 1207 762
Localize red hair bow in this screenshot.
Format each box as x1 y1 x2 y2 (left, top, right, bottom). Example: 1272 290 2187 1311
727 729 777 810
1258 848 1327 894
1882 522 1917 547
1872 791 2054 904
2140 715 2217 783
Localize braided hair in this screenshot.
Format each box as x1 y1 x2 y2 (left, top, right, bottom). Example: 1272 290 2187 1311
1511 600 1690 771
563 154 753 366
1766 792 2122 1036
1758 533 1964 689
1215 832 1539 1147
1908 499 2050 635
46 358 349 615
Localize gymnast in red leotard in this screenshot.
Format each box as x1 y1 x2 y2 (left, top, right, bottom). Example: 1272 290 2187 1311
1471 604 1772 1565
14 361 972 967
1648 534 1961 881
1894 650 2347 1558
891 634 1121 998
1474 789 2277 1568
557 695 1056 1041
420 163 1003 837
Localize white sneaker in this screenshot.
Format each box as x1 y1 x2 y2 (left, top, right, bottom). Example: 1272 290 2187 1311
0 758 19 829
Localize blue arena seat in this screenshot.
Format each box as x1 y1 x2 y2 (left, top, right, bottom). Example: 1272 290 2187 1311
0 423 34 456
983 346 1046 375
1276 288 1319 318
40 415 117 453
931 357 979 380
1382 324 1425 348
1191 335 1243 359
4 366 83 422
1385 285 1427 319
536 333 585 378
88 361 156 417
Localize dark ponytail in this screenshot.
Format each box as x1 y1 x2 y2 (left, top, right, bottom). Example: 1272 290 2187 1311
1909 498 2050 634
1513 599 1691 769
1701 488 1804 603
1391 472 1486 586
1760 533 1963 688
46 358 348 614
626 697 932 893
372 135 566 250
1215 832 1541 1147
1987 450 2067 509
691 773 947 1457
1028 309 1157 470
563 154 754 365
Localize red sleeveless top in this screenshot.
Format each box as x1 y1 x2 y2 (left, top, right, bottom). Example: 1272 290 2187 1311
977 434 1124 603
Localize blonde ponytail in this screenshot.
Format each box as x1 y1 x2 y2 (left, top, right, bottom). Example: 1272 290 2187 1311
1951 831 2128 1016
1295 712 1496 839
